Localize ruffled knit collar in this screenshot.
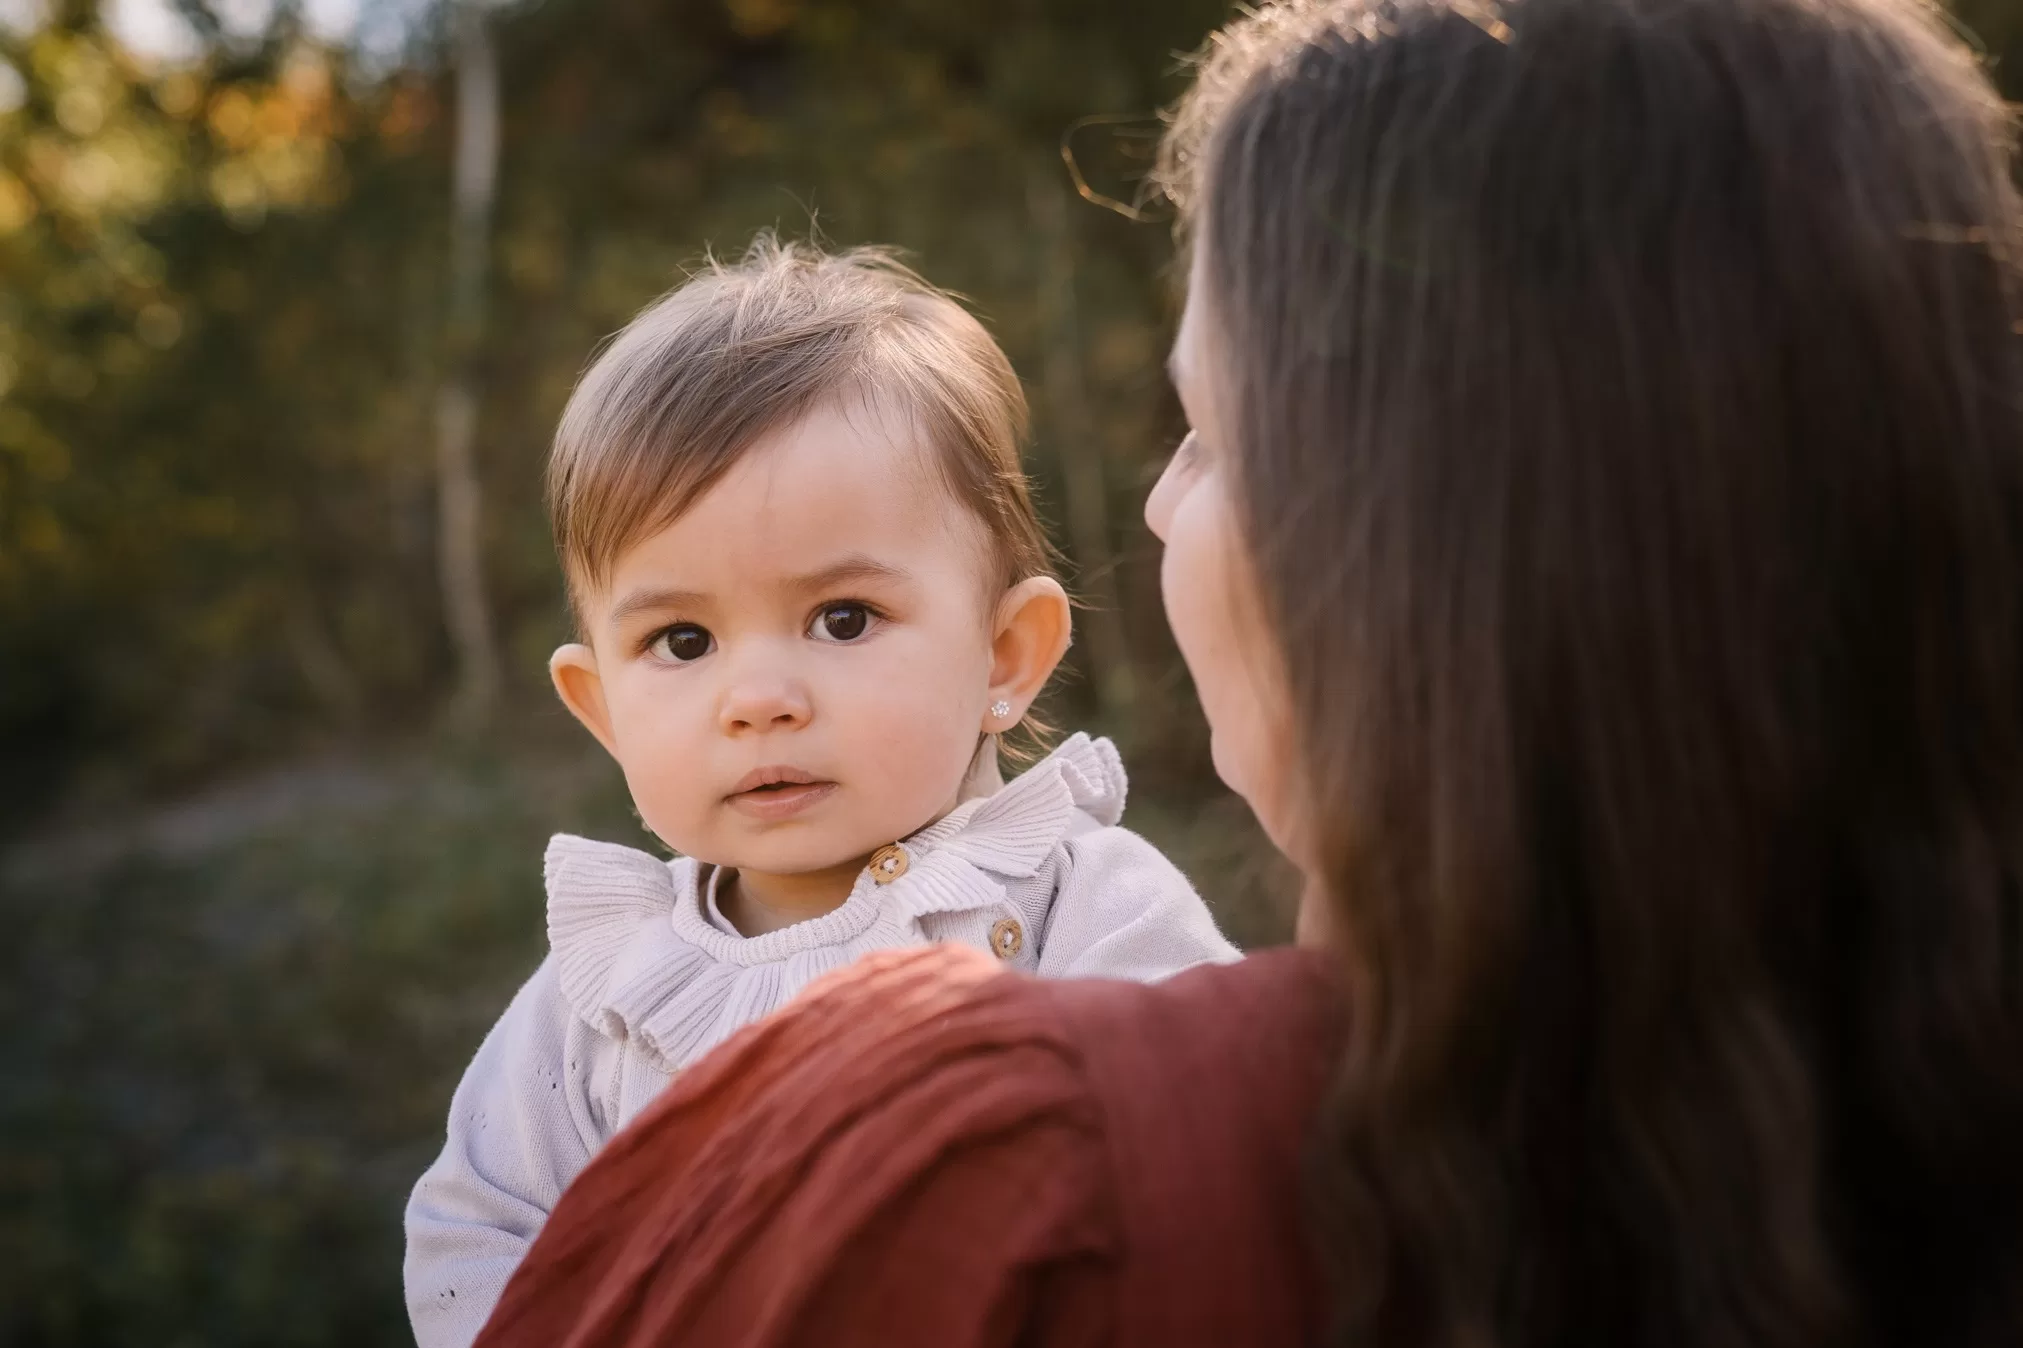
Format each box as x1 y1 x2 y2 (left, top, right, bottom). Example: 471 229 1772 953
541 733 1126 1072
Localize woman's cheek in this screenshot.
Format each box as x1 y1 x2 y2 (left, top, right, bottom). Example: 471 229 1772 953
1160 475 1303 856
1162 482 1251 773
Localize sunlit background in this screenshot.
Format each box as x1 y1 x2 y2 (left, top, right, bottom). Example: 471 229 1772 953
3 0 2019 1340
0 0 1299 1340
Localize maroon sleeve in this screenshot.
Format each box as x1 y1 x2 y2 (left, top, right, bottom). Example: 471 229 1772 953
474 946 1118 1348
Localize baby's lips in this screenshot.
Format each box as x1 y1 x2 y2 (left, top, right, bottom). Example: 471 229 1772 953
728 764 824 795
722 779 839 821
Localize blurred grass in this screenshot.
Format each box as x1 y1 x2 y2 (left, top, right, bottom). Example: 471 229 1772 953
0 727 1290 1346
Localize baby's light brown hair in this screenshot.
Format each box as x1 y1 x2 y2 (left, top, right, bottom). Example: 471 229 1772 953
548 235 1055 621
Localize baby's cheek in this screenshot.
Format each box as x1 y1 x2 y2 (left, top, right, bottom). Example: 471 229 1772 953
841 677 977 824
619 767 683 851
610 700 715 852
619 755 707 850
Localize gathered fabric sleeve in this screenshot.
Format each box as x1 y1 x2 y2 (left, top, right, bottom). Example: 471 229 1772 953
474 946 1120 1348
404 956 619 1348
1035 826 1242 981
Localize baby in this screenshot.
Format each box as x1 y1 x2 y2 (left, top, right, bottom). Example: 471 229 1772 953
402 238 1237 1347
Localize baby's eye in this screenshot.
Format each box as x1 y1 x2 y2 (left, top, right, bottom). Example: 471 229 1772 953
809 602 877 644
648 624 715 663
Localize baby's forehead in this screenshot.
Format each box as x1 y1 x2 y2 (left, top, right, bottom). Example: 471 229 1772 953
729 393 944 499
608 397 991 592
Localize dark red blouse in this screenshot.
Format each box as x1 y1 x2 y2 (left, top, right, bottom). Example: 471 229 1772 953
475 943 1341 1348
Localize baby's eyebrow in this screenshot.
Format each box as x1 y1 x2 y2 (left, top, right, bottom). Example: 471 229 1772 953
786 555 914 594
606 587 710 626
603 557 912 627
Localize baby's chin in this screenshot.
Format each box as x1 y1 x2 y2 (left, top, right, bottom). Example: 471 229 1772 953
675 822 899 881
648 786 955 878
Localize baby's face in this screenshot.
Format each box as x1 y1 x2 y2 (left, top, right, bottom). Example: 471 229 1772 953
563 399 1000 876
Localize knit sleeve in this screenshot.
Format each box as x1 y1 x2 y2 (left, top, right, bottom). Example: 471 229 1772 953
1035 826 1243 981
473 946 1119 1348
403 955 617 1348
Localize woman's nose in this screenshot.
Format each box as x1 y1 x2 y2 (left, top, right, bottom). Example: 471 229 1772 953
1144 431 1197 543
718 675 812 734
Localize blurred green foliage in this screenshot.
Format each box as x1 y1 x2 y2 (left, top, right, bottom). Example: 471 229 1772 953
1 0 1234 816
0 0 1299 1341
0 739 607 1345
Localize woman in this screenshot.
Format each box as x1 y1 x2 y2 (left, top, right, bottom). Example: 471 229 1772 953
475 0 2023 1343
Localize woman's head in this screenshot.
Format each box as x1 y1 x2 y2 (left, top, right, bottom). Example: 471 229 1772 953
1153 0 2023 1343
547 239 1070 879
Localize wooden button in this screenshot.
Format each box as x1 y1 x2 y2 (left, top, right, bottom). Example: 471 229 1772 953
867 844 909 885
989 916 1024 960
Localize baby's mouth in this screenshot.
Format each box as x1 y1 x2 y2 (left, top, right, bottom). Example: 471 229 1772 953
726 766 837 819
729 765 824 795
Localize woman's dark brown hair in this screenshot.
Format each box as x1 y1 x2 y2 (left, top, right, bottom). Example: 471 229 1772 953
1161 0 2023 1345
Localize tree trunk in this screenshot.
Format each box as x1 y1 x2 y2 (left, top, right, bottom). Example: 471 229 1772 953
436 1 503 730
1029 165 1138 717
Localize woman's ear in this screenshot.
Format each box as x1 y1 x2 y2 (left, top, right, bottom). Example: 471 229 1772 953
985 576 1073 730
550 643 619 758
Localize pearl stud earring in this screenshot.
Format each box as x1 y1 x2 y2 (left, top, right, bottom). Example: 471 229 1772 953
990 699 1013 720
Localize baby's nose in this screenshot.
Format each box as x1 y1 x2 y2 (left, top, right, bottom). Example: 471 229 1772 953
718 677 812 734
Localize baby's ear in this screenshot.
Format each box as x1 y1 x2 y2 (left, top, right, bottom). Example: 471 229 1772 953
985 577 1072 729
550 643 619 757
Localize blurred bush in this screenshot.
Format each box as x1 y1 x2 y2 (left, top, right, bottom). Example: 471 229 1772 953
0 0 1233 819
1 733 623 1344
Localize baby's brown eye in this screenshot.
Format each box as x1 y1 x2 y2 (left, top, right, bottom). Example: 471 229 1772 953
651 624 714 663
812 603 872 643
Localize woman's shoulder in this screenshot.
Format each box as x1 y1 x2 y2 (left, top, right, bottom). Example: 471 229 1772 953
1039 949 1342 1342
686 936 1333 1087
636 938 1335 1132
477 943 1339 1348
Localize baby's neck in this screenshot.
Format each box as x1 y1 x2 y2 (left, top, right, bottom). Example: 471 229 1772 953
716 858 870 937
